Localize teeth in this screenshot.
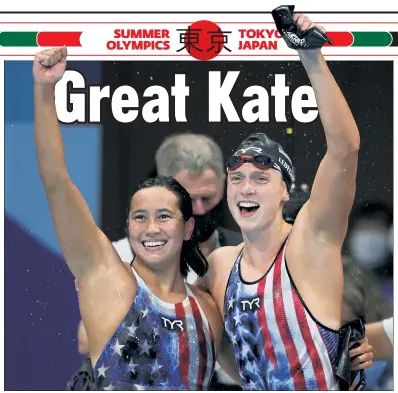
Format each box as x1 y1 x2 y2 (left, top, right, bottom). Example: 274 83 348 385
143 241 166 247
238 202 259 208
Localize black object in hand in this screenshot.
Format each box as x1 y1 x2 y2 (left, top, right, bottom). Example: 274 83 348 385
271 5 333 49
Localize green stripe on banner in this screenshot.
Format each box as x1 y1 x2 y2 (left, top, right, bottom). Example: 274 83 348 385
0 32 38 47
351 32 392 47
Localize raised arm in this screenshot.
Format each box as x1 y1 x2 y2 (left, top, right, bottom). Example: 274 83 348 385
294 15 360 246
33 47 116 279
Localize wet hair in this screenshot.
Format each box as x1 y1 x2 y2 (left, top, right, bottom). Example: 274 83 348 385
129 175 209 278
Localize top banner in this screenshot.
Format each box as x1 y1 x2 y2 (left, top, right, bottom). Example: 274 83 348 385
2 13 398 58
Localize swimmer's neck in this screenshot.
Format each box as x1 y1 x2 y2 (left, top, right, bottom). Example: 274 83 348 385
241 217 292 269
133 257 187 295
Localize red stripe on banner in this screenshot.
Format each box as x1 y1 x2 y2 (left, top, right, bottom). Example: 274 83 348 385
37 32 82 47
292 291 328 390
175 302 190 388
189 297 208 390
325 32 354 46
257 277 277 367
273 254 306 390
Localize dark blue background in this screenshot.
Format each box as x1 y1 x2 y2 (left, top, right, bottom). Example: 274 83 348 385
5 60 102 390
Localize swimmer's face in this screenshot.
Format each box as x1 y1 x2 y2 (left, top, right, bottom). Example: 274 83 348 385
174 169 224 216
128 187 194 271
227 163 289 232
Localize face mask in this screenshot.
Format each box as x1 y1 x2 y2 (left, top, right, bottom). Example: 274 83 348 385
349 230 389 268
193 199 224 243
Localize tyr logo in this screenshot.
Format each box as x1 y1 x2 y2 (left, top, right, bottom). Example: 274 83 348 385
241 297 261 311
161 317 184 332
236 147 263 155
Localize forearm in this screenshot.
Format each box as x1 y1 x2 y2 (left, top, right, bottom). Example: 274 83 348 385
365 320 393 361
34 82 69 189
299 50 360 155
216 348 242 386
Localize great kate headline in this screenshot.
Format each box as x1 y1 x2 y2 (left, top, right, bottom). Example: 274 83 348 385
55 69 318 124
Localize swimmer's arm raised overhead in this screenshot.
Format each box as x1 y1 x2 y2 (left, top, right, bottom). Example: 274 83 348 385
33 47 117 280
295 16 359 246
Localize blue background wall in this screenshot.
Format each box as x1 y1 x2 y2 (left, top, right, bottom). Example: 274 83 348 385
5 60 102 390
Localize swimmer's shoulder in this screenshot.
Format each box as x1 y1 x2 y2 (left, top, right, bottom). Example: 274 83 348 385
208 243 244 272
199 244 244 296
187 283 217 309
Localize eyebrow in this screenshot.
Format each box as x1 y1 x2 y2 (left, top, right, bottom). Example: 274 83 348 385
131 208 174 215
229 170 271 178
252 171 270 176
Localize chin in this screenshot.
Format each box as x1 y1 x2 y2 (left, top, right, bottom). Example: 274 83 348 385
233 211 260 230
239 220 264 234
134 244 166 263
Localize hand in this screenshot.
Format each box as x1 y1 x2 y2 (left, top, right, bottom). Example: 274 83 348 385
293 13 326 35
271 6 331 52
350 337 374 371
33 46 68 85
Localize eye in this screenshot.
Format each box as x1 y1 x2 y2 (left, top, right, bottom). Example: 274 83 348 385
230 175 243 183
133 214 145 222
158 214 171 221
256 176 269 183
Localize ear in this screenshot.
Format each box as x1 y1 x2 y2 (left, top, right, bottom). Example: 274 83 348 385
281 180 290 202
284 191 290 203
184 217 195 241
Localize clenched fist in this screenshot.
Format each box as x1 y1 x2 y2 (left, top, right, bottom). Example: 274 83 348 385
33 46 68 85
293 13 326 35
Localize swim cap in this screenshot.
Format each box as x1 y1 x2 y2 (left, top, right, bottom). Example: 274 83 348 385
227 133 294 191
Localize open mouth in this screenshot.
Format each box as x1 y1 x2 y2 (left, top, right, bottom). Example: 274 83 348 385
142 240 168 250
237 201 260 217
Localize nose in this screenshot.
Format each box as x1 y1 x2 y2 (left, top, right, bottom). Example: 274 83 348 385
192 199 206 216
241 178 255 196
146 218 161 235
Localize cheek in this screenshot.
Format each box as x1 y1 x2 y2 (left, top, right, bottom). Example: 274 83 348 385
227 184 238 201
165 222 185 239
128 223 143 240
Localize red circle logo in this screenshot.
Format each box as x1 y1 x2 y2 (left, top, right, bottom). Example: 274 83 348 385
179 20 226 61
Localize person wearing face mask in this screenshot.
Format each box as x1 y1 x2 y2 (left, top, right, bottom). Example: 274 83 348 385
348 202 392 272
347 201 393 305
